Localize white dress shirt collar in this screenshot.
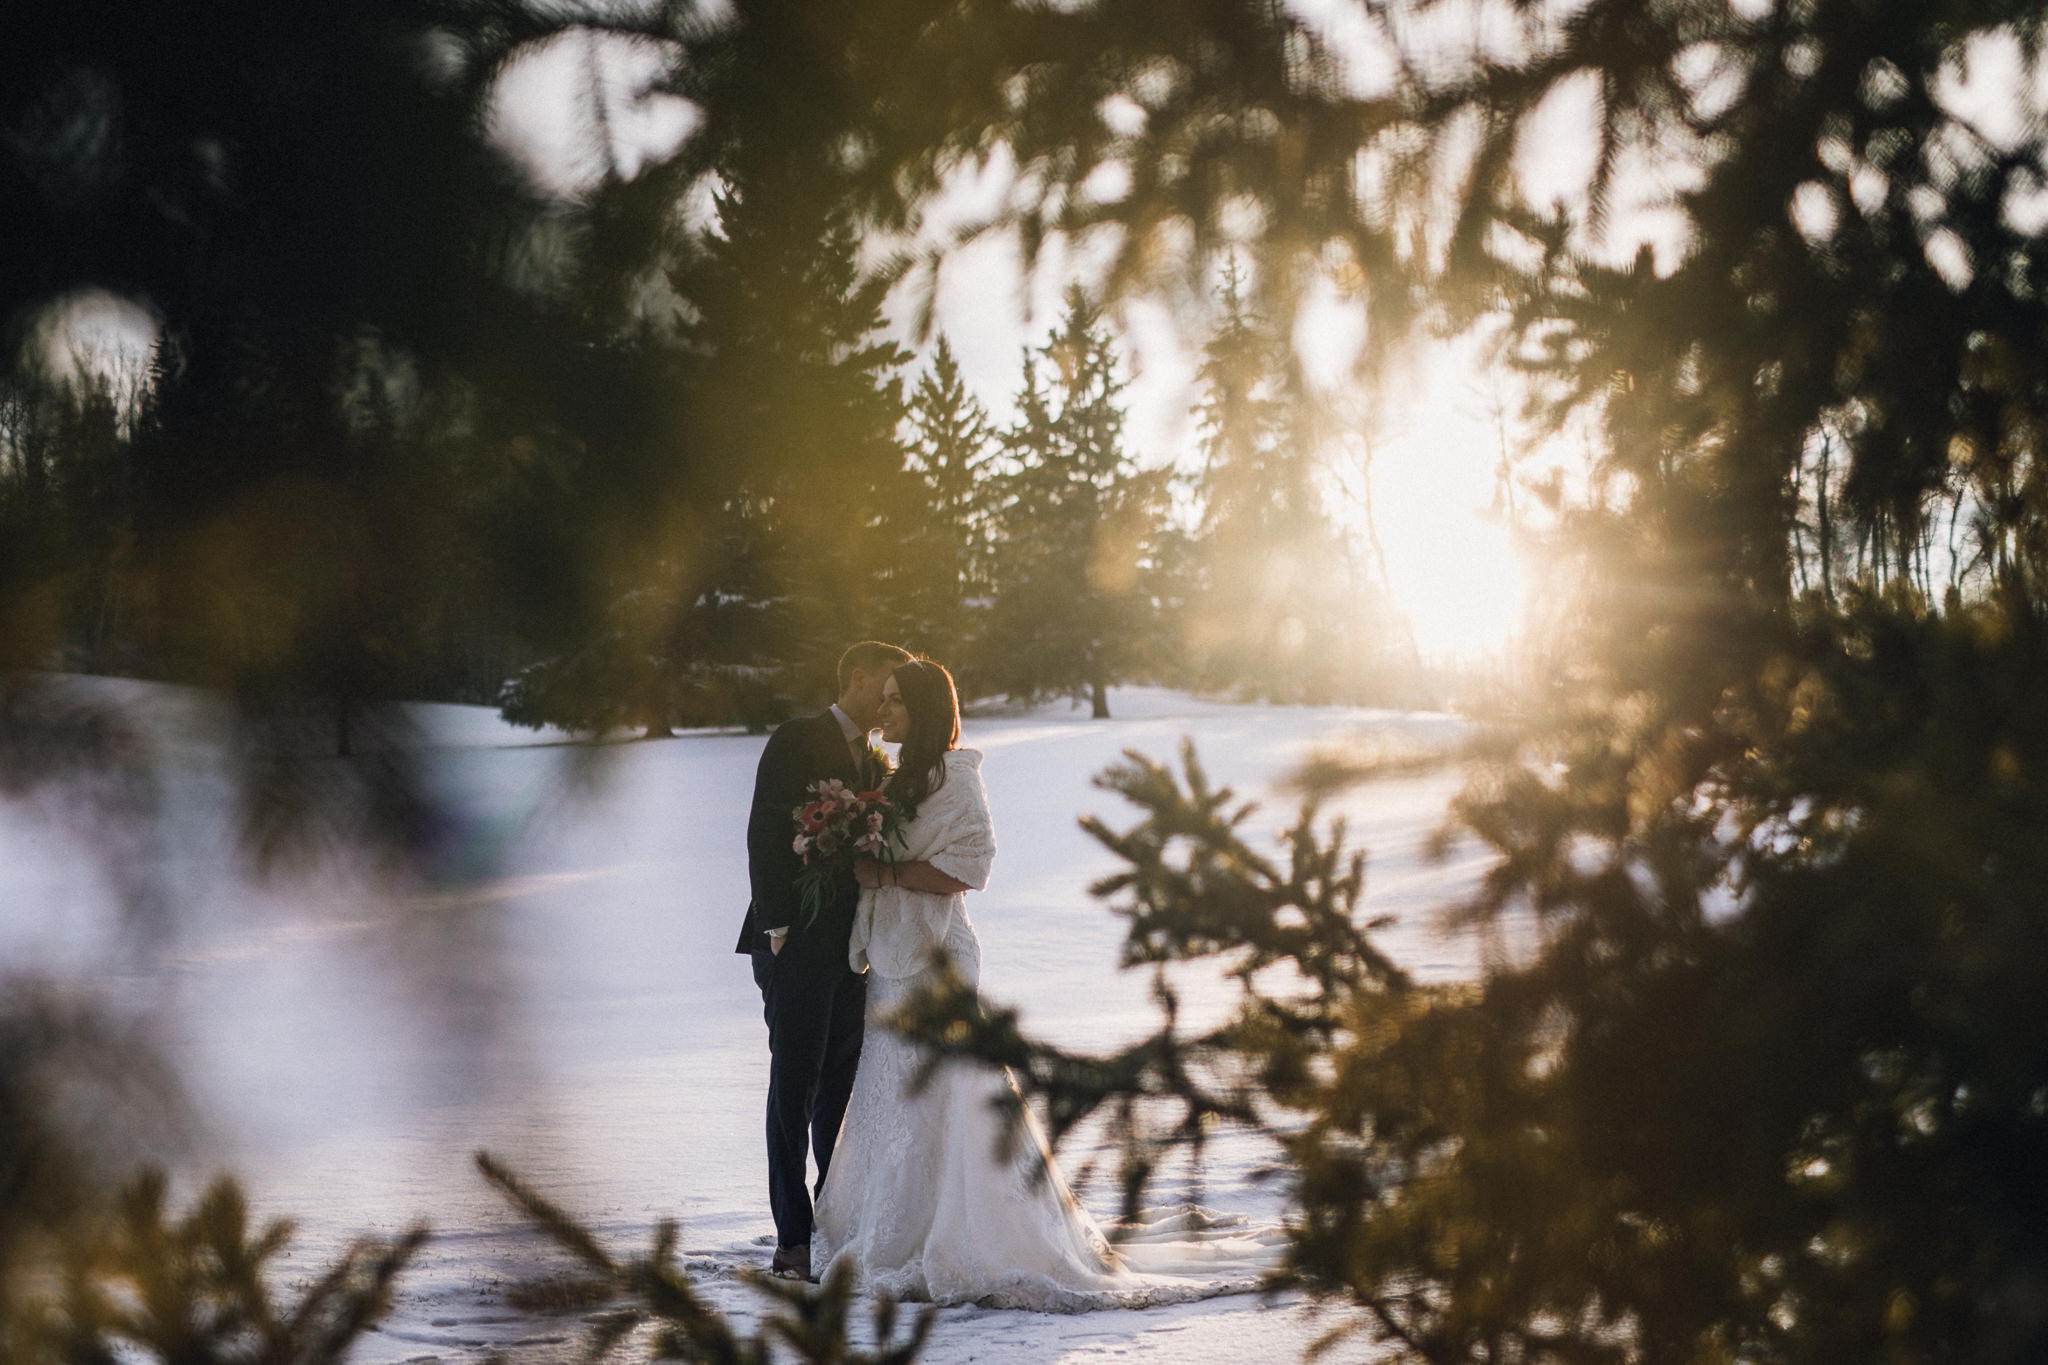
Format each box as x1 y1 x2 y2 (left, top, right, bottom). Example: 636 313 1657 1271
828 703 866 747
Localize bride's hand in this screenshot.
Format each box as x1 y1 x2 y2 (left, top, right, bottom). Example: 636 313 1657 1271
854 857 885 889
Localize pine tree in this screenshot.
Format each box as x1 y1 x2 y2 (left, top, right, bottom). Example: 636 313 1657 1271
502 168 913 733
981 291 1168 718
1188 266 1375 702
676 166 913 704
893 337 997 685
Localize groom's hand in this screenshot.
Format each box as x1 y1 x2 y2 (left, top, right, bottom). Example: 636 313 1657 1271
770 936 785 956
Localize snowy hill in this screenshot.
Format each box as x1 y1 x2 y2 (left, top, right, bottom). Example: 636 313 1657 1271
0 686 1506 1363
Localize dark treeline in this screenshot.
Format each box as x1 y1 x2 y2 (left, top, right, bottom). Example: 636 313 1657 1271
497 250 1409 728
1 2 1419 755
3 270 1405 738
9 0 2048 1361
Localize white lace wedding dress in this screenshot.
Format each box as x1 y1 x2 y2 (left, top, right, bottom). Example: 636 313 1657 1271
812 748 1274 1313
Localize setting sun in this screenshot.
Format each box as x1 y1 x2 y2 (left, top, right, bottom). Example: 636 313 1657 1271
1367 497 1528 662
1325 347 1535 665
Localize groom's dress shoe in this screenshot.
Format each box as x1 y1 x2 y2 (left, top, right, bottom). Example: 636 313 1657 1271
770 1245 811 1281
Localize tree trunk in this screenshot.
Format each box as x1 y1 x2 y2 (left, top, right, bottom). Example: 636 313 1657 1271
1090 679 1110 719
1816 434 1834 602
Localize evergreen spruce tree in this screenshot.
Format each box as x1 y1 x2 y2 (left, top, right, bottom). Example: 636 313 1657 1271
695 164 914 669
503 168 913 733
678 166 914 706
1187 264 1369 702
981 291 1168 718
894 337 997 687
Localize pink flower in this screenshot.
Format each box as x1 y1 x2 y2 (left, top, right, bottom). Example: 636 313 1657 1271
791 780 907 885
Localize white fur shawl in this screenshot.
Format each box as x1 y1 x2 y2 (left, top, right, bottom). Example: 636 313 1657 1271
847 748 995 978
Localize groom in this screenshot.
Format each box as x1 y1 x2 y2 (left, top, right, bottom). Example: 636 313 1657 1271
738 639 911 1279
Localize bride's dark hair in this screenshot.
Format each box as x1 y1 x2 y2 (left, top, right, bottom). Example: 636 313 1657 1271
887 658 961 818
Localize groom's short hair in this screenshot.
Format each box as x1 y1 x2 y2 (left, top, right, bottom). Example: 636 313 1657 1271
837 640 913 694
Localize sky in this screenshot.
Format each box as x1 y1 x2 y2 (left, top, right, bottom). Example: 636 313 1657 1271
31 17 1554 665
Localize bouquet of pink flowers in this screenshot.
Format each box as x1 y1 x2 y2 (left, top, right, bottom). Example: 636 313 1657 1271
791 778 905 929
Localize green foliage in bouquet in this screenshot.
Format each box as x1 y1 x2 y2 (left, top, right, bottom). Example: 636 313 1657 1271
792 779 907 932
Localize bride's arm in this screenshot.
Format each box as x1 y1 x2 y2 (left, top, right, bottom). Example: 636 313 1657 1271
853 761 997 895
915 764 995 892
853 858 970 894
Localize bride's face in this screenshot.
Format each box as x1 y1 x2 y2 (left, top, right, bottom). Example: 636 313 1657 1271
877 674 911 744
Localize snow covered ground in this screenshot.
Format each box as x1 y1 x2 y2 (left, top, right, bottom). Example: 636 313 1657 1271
0 685 1514 1363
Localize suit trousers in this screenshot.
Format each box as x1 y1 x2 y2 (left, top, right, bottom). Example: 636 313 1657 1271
753 935 867 1250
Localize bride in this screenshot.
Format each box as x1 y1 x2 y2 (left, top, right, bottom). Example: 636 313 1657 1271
811 658 1268 1312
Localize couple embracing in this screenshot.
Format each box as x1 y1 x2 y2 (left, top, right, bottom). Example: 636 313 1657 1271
736 642 1251 1312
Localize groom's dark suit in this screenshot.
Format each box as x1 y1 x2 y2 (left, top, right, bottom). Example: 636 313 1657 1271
739 708 872 1252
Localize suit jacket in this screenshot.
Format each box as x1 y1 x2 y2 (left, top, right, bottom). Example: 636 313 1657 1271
736 710 871 954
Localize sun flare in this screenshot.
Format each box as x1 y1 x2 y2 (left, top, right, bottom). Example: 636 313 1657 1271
1373 504 1528 661
1333 352 1534 664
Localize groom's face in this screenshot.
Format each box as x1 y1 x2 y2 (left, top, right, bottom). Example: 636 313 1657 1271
843 667 888 732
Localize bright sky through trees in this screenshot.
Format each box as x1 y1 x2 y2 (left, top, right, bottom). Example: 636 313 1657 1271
918 235 1539 662
32 15 1548 669
475 24 1553 666
34 5 2048 672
